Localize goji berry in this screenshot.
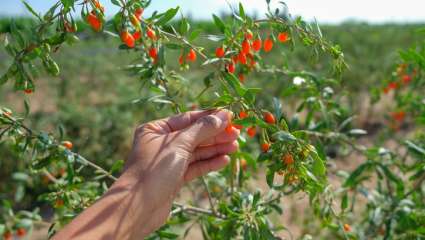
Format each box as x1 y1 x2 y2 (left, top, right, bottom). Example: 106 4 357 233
282 154 294 165
16 228 26 237
226 62 235 73
264 38 273 52
247 126 256 137
239 111 248 119
92 0 103 12
240 159 247 170
3 231 12 240
388 82 398 90
343 223 351 232
135 7 144 20
238 52 247 65
132 30 141 41
130 14 140 29
179 54 184 65
277 32 289 43
238 73 245 83
263 112 276 124
120 30 135 48
225 123 234 134
149 47 158 59
55 198 64 208
391 111 405 122
24 89 33 94
186 49 197 62
402 74 411 84
62 141 73 150
245 30 253 40
216 46 225 58
261 143 270 152
146 27 156 40
233 124 243 130
241 39 250 54
87 12 102 32
252 38 262 52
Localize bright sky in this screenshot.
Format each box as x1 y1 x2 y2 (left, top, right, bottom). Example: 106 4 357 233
1 0 425 23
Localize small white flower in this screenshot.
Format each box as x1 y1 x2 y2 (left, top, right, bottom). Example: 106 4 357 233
293 76 306 85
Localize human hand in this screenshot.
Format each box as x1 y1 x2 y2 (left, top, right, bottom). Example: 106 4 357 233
122 109 240 236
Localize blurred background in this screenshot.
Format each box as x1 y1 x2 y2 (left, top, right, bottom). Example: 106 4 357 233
0 0 424 239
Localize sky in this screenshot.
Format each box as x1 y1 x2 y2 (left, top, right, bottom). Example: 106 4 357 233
1 0 425 24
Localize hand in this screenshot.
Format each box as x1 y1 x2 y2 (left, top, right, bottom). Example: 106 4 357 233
53 109 240 240
123 109 240 235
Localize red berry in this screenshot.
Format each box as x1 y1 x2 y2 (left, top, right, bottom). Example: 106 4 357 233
87 12 102 32
120 30 135 48
233 124 243 130
252 38 262 52
146 27 156 40
55 198 64 207
402 74 411 84
149 47 158 59
263 112 276 124
238 73 245 83
241 39 250 54
16 228 26 237
383 87 390 94
216 47 225 58
3 231 12 240
240 159 247 170
343 223 351 232
282 154 294 165
178 54 184 65
132 30 142 41
247 126 256 137
226 62 235 73
264 38 273 52
391 111 405 122
388 82 398 90
225 123 234 134
135 7 144 20
239 111 248 119
186 49 197 62
245 30 253 40
24 89 33 94
238 52 247 65
261 143 270 152
62 141 73 150
277 32 289 43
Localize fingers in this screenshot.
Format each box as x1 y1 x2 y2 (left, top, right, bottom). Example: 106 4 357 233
199 126 239 146
180 110 231 146
192 141 238 163
184 155 230 182
155 110 214 133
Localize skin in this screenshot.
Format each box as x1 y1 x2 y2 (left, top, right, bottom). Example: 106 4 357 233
53 109 239 240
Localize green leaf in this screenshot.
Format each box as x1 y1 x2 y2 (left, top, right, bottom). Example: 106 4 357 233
212 14 226 33
344 161 373 188
239 3 246 19
189 29 202 41
272 131 296 142
22 1 42 20
156 7 179 26
405 140 425 156
223 72 246 96
341 193 348 211
179 18 190 35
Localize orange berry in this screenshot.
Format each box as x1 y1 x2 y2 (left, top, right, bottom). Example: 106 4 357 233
3 231 12 240
135 7 144 20
55 198 64 208
215 46 225 58
238 73 245 83
132 30 142 41
245 30 253 40
225 123 234 134
402 74 411 84
261 143 270 152
264 38 273 52
391 111 405 122
87 12 102 32
233 124 243 130
383 86 390 94
252 38 262 52
343 223 351 232
388 82 398 90
247 126 256 137
120 30 135 48
239 111 248 119
263 112 276 124
16 228 26 237
277 32 289 43
226 62 235 73
240 159 247 170
178 54 184 65
62 141 73 150
149 47 158 59
241 39 250 54
146 27 156 40
282 154 294 165
24 89 33 94
238 52 247 65
186 49 197 62
92 0 103 11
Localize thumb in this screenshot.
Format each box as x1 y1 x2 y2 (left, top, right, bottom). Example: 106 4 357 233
180 110 231 147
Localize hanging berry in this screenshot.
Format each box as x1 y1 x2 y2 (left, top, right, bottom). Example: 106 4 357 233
264 37 273 52
263 112 276 124
277 32 289 43
241 39 250 54
62 141 73 150
226 62 235 73
261 143 270 152
186 49 197 62
87 11 102 32
132 31 142 41
16 228 26 237
245 30 253 40
252 38 262 52
120 30 135 48
247 126 256 137
146 27 156 40
215 46 225 58
282 154 294 165
135 7 144 20
149 47 158 59
238 73 245 83
239 111 248 119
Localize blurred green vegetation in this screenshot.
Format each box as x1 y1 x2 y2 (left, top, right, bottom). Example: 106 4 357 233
0 17 424 206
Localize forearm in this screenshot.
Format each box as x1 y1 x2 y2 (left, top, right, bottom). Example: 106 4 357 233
52 173 154 240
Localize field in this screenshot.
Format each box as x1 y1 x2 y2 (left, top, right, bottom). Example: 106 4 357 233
1 15 424 239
